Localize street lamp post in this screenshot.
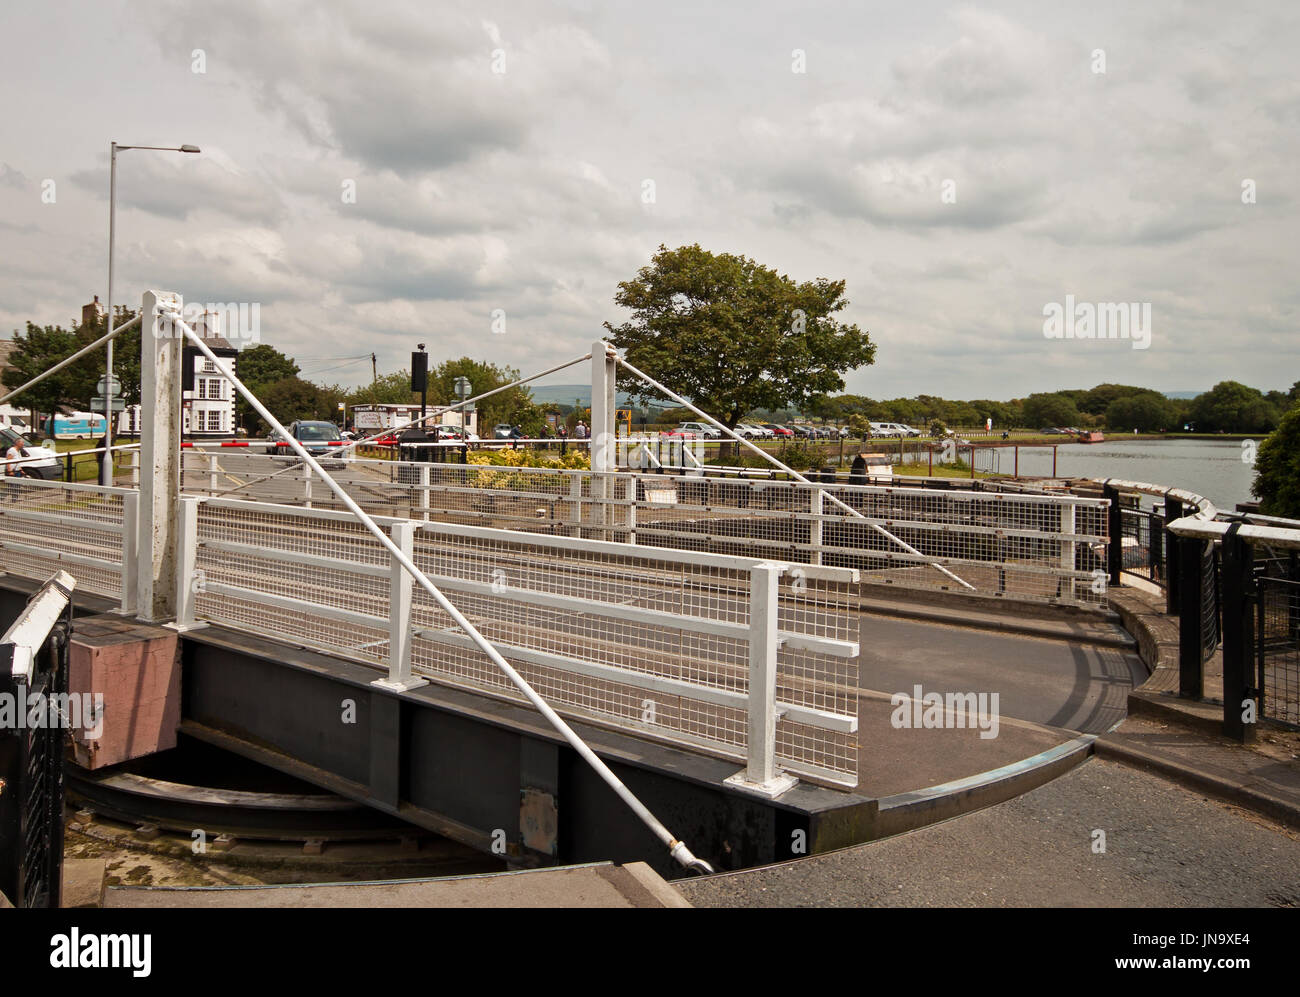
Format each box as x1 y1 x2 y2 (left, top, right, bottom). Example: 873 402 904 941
103 142 200 484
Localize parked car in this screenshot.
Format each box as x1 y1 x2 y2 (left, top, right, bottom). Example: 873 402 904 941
763 424 793 437
492 423 515 440
677 422 721 439
659 428 697 439
736 423 771 439
0 427 62 479
790 425 816 439
269 420 347 457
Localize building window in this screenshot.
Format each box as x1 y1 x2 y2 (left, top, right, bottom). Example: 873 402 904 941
207 410 223 433
202 358 216 373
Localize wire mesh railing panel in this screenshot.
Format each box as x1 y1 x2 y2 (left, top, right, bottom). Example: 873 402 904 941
177 454 1108 609
192 503 392 665
0 478 127 599
405 524 858 785
1256 569 1300 727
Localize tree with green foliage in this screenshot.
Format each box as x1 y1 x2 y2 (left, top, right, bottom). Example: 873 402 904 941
345 370 418 407
1189 381 1279 433
235 344 301 431
1104 391 1177 432
1022 393 1081 428
1253 404 1300 518
253 376 344 432
604 244 875 446
426 357 538 433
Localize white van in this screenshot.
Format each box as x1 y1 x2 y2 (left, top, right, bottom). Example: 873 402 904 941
0 405 32 434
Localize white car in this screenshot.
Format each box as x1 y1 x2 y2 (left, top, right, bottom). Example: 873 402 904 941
0 427 62 479
677 422 721 439
737 423 772 439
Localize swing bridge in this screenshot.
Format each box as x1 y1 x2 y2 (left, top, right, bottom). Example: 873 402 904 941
1 289 1147 878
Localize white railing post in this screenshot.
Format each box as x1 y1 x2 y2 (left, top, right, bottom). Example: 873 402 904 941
303 461 313 508
1060 502 1077 604
372 520 427 692
130 446 139 487
626 475 637 545
809 488 824 566
118 492 139 615
725 563 797 798
169 495 205 631
208 452 218 494
419 464 431 521
569 471 583 537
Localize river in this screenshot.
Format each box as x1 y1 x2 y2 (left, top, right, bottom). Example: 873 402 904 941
974 438 1258 510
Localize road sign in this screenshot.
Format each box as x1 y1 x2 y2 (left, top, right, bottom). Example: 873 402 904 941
90 396 126 411
96 374 122 396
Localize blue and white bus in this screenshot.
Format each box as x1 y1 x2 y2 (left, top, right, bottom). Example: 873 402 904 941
39 411 108 440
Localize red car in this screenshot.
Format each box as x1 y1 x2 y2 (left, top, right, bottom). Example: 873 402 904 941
764 424 793 437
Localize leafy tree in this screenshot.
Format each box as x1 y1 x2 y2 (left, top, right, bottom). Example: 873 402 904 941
1022 393 1082 428
346 370 419 407
1105 393 1176 432
604 244 875 447
426 357 537 433
1189 381 1279 433
235 344 301 431
1253 405 1300 518
254 377 343 432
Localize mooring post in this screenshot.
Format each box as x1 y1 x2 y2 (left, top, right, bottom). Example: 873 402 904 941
137 289 183 623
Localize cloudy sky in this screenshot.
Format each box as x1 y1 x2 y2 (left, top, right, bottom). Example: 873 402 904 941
1 0 1296 400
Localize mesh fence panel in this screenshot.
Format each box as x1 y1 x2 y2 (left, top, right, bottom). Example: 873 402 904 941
182 453 1108 609
0 478 126 599
189 500 860 787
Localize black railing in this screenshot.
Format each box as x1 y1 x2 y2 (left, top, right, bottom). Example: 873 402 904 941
1255 554 1300 728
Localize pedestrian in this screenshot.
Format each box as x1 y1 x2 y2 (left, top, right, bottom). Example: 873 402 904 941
510 424 523 450
558 423 568 457
4 434 33 478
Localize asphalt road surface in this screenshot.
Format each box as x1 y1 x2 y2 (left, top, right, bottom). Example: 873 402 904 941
859 615 1144 734
677 757 1300 907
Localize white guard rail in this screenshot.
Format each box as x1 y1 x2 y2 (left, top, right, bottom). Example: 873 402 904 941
0 476 138 613
175 495 861 789
180 450 1109 609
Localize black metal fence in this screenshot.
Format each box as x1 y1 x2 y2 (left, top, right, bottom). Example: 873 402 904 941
1255 551 1300 727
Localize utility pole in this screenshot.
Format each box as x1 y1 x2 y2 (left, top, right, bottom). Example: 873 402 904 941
371 353 377 384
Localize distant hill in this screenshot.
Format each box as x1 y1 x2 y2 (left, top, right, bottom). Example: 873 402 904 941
1164 391 1202 400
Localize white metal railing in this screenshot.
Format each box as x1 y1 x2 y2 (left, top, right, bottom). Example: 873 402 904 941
0 476 137 612
179 451 1110 608
176 494 861 789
